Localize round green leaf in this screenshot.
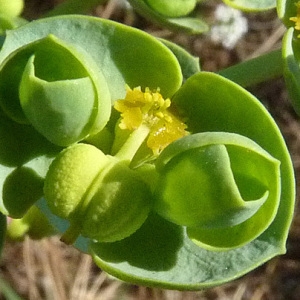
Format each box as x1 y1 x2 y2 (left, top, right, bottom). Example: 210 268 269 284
171 72 294 247
0 15 182 101
154 132 280 250
91 212 283 290
223 0 276 12
0 29 110 146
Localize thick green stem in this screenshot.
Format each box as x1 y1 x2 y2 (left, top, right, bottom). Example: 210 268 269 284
44 0 108 17
115 124 150 162
218 49 283 87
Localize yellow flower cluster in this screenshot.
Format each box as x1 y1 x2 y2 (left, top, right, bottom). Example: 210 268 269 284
114 86 189 155
290 1 300 36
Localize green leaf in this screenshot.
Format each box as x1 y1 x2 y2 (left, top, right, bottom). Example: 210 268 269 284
282 27 300 115
0 111 61 217
0 32 111 146
91 212 281 290
154 132 280 250
223 0 276 12
0 15 182 101
91 72 294 289
128 0 209 34
172 72 294 245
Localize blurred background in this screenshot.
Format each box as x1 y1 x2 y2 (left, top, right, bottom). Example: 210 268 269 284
1 0 300 299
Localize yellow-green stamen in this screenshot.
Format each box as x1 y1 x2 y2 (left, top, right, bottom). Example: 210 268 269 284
114 86 189 155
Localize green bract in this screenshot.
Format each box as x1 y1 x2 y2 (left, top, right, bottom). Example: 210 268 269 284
0 15 182 218
128 0 209 34
1 34 110 146
155 132 280 251
90 72 294 289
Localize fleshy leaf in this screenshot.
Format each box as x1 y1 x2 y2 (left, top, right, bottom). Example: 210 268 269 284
91 212 282 290
0 15 182 101
223 0 276 12
0 111 61 217
155 132 280 250
19 55 95 146
0 33 111 146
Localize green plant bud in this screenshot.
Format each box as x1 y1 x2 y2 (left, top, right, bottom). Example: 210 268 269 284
44 143 151 244
145 0 197 17
154 132 281 250
0 0 24 17
0 34 111 146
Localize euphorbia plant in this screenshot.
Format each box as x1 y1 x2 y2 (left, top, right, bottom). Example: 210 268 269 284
0 0 297 292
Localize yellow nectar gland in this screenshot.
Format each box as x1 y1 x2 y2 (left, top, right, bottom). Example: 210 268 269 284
290 1 300 36
114 86 189 155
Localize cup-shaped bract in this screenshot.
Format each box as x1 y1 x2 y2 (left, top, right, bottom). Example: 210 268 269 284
154 132 281 250
0 34 111 146
44 143 152 243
